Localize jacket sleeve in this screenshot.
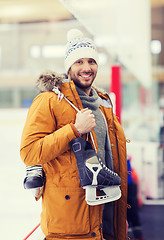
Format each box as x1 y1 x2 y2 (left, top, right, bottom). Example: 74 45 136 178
20 92 79 166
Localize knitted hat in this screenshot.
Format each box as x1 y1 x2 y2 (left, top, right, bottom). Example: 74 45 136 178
64 29 99 73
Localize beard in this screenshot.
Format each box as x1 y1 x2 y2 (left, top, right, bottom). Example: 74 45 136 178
73 78 94 90
69 70 96 90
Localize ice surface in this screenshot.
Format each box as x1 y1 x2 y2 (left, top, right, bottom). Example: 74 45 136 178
0 109 42 240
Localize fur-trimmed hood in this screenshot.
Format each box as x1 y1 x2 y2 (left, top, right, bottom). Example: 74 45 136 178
36 71 66 92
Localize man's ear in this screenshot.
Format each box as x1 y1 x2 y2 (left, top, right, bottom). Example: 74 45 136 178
67 67 71 74
67 68 71 80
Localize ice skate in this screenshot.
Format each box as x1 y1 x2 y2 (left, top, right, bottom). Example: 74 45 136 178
24 165 46 198
69 137 121 205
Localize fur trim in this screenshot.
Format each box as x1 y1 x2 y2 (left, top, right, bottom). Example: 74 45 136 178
36 71 65 92
92 85 107 95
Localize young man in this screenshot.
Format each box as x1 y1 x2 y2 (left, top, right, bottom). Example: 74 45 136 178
20 29 127 240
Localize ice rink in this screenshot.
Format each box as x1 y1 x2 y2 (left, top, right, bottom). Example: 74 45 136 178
0 109 42 240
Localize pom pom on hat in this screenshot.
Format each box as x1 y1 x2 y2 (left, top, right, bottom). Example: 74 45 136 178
64 28 99 73
67 29 83 41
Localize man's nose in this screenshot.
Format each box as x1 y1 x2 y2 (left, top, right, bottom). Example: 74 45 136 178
82 62 91 72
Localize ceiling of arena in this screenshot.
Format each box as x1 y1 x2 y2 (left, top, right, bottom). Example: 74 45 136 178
0 0 163 88
0 0 163 23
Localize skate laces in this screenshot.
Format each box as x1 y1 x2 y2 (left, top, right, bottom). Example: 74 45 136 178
26 165 43 178
52 86 64 102
100 161 118 176
52 87 98 153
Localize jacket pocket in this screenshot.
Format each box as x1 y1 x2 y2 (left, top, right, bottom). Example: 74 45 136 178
44 185 90 235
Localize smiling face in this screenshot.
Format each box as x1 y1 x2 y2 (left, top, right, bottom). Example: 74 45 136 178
68 58 98 95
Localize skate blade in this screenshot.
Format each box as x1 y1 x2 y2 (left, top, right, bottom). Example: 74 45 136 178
84 185 121 206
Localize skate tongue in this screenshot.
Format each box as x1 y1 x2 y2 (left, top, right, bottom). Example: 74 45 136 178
86 155 99 164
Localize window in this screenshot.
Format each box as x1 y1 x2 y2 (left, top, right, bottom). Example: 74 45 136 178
30 45 41 58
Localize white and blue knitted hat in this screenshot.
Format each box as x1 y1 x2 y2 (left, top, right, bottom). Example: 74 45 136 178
64 29 99 73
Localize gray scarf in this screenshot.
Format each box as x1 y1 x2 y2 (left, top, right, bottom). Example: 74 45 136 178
76 86 107 165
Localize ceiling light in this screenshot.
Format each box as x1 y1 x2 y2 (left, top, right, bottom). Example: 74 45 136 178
151 40 161 54
42 45 65 58
30 46 41 58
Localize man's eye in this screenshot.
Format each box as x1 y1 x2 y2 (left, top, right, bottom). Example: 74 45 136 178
89 60 96 64
76 61 82 64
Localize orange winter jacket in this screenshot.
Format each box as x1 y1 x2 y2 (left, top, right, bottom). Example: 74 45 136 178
20 74 127 240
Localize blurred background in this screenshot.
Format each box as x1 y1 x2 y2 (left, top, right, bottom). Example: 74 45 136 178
0 0 164 239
